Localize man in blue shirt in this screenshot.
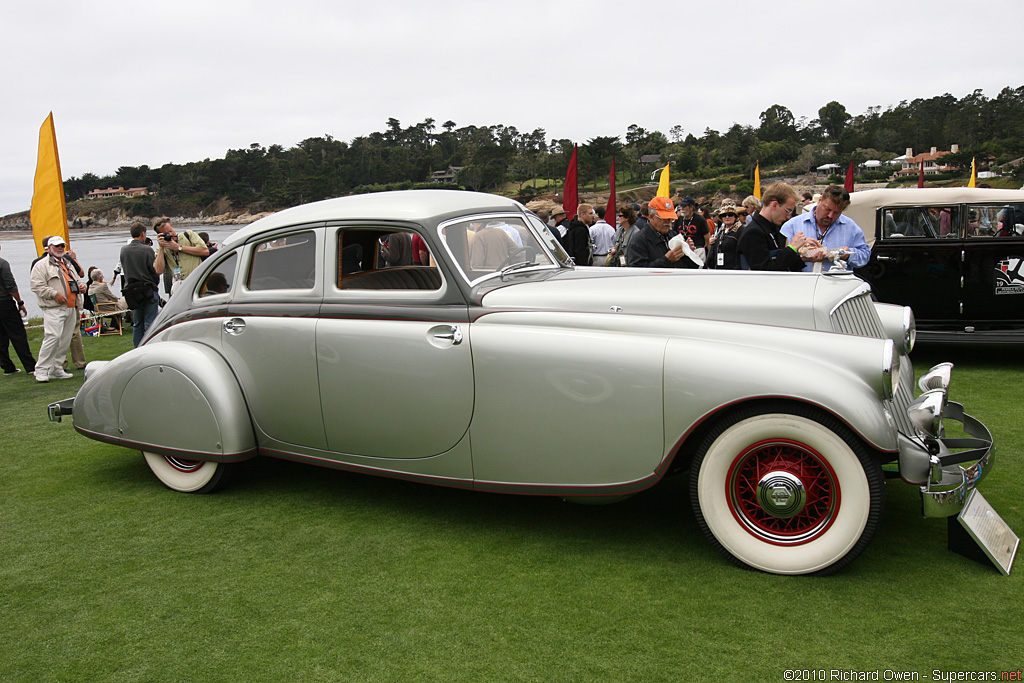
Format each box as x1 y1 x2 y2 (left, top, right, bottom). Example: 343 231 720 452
781 185 870 272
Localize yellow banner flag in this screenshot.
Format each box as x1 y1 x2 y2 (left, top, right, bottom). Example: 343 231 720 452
968 157 976 188
657 162 670 197
30 112 69 257
753 162 761 199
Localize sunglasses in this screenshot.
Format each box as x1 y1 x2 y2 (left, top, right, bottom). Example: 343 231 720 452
721 212 736 217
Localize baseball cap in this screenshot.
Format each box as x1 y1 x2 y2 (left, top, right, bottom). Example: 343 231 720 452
678 197 697 207
649 196 676 219
49 236 66 247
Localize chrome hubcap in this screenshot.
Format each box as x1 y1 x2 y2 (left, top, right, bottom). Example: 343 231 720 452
756 471 806 518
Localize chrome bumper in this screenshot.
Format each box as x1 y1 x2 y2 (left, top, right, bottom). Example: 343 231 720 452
48 397 75 423
920 401 995 518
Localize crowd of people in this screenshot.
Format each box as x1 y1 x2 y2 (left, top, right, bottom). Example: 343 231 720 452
538 182 869 274
2 185 869 381
0 217 217 382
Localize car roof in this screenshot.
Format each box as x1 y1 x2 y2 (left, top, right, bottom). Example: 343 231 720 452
846 187 1024 246
222 190 526 248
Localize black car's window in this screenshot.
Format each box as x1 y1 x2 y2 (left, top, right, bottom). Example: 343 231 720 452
880 206 958 238
198 252 237 297
337 228 440 291
247 231 317 290
965 204 1024 238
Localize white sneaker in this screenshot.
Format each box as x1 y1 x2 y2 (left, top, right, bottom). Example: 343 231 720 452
35 373 50 383
50 370 74 380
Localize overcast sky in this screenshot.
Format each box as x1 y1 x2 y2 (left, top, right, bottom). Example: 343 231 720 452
2 0 1020 217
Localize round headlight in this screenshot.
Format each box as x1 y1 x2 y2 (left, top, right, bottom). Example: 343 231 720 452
918 362 953 393
881 340 899 400
908 389 945 438
903 306 916 354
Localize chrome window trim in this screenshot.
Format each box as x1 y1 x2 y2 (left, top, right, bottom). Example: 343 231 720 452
437 212 561 287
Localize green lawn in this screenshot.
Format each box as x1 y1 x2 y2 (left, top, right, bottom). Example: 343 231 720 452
1 328 1021 681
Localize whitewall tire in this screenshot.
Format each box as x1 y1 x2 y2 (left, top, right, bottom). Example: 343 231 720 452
689 405 885 576
143 452 232 494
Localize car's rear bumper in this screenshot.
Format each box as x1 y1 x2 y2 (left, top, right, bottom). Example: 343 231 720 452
48 397 75 423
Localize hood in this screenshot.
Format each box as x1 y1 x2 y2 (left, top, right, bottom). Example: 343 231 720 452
479 268 868 332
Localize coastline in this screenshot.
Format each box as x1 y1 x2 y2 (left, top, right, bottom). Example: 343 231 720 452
0 209 274 232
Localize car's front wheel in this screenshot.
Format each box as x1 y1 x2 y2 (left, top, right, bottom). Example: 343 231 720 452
143 452 233 494
689 404 885 575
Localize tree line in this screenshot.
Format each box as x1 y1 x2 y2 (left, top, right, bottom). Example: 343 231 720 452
63 86 1024 215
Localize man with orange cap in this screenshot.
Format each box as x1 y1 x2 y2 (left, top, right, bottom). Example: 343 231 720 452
627 196 698 268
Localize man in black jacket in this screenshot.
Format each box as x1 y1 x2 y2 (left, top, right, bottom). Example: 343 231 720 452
564 203 595 266
736 182 813 271
120 222 161 347
627 196 697 269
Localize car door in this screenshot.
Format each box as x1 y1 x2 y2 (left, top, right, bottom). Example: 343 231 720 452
316 225 474 459
960 202 1024 327
862 205 961 324
215 229 328 450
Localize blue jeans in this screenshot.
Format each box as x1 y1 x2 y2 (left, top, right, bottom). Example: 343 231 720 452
132 291 160 347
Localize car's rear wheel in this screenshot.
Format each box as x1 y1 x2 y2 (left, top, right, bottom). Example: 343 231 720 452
143 452 233 494
689 404 885 575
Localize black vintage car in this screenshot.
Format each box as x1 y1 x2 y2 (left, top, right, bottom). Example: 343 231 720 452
848 188 1024 342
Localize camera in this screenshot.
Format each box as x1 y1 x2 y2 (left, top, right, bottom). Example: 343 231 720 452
160 232 174 242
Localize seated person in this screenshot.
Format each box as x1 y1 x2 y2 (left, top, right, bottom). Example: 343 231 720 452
90 268 127 310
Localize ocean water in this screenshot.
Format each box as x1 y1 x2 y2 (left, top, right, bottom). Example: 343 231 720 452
0 226 240 320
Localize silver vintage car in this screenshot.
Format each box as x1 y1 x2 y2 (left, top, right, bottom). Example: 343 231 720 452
50 190 999 575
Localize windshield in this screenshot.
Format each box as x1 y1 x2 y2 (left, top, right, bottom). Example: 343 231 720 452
440 214 557 285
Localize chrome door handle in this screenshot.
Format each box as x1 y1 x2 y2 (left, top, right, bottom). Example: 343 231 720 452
434 325 463 345
223 318 246 335
875 255 893 262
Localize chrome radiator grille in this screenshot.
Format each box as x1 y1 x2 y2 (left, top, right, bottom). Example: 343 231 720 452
830 292 886 339
891 361 917 436
830 291 916 436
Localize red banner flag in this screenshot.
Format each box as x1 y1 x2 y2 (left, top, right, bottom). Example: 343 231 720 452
918 160 925 188
844 161 855 193
563 144 578 219
605 157 616 227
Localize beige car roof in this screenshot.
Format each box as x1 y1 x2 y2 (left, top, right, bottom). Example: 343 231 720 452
845 187 1024 247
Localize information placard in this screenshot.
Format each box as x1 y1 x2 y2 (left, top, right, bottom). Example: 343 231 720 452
957 489 1019 576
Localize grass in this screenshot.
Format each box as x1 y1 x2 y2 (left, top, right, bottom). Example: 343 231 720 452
1 328 1022 681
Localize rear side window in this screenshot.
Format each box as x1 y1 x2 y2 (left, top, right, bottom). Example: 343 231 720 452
198 252 237 297
965 203 1024 238
337 228 440 291
247 231 317 290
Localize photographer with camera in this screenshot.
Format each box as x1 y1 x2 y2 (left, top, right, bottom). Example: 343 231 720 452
152 217 209 293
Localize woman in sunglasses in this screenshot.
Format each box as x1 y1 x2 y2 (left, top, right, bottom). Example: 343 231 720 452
707 203 743 270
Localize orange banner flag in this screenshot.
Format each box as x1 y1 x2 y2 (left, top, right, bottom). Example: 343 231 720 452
30 112 70 256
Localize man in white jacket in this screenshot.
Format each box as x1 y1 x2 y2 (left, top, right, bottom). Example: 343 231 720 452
29 236 82 382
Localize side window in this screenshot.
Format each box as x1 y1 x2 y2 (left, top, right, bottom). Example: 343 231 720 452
338 228 440 291
880 206 956 239
965 204 1024 238
440 216 553 282
198 252 237 297
247 231 317 291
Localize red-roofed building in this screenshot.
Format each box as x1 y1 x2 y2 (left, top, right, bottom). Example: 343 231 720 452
86 186 149 198
895 145 961 177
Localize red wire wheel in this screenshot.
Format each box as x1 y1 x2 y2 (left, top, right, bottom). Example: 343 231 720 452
690 404 886 575
726 439 840 545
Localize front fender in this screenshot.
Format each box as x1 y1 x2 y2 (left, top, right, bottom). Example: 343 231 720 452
73 341 256 461
663 330 899 456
